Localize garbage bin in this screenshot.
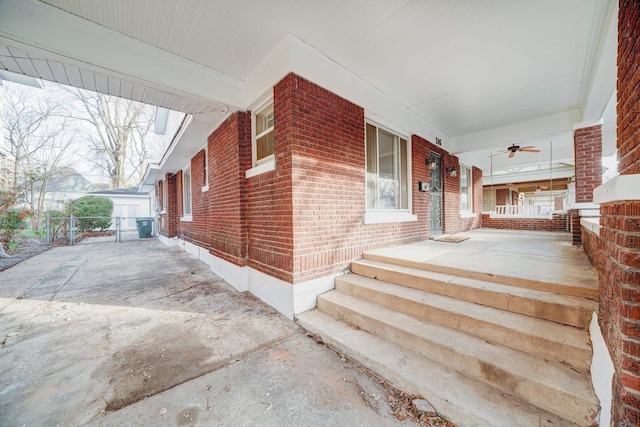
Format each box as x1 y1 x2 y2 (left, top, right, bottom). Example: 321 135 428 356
135 217 154 238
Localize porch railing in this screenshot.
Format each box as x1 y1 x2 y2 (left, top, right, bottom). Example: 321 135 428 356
491 205 554 219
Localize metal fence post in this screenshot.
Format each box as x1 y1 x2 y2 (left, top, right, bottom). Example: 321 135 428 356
46 211 51 244
69 213 74 245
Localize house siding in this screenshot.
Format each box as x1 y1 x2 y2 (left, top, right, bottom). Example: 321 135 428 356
160 72 481 302
179 149 210 249
209 112 251 266
586 1 640 424
481 213 568 232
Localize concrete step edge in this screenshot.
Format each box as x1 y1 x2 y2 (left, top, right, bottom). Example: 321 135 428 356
351 259 597 328
335 273 592 370
359 254 599 300
297 309 591 427
318 291 598 425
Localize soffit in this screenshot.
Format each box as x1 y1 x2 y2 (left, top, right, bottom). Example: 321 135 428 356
39 0 604 138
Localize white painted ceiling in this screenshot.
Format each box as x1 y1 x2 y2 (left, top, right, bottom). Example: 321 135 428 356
0 0 618 180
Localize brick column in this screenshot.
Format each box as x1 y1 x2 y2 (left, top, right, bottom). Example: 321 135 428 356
571 124 603 245
596 0 640 425
574 124 603 203
165 172 178 238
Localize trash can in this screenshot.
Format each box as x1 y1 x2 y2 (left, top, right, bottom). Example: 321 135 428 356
135 217 154 238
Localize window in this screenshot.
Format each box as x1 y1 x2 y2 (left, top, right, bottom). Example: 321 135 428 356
202 147 209 192
254 103 274 165
460 165 472 212
158 180 165 212
183 167 192 217
366 123 409 210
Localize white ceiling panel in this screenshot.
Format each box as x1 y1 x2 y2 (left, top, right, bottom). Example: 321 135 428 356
0 0 616 179
37 0 606 136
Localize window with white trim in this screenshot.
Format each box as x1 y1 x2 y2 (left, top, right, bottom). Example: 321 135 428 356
254 102 274 165
366 123 409 211
202 147 209 192
460 164 473 212
183 167 192 216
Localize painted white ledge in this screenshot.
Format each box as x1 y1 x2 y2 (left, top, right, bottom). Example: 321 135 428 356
593 174 640 203
581 217 601 236
567 202 600 210
246 158 276 178
459 211 477 219
363 211 418 225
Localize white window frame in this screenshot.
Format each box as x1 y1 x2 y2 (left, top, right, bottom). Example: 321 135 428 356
459 164 475 218
181 166 192 221
160 178 167 214
363 120 417 225
202 144 209 193
246 96 276 178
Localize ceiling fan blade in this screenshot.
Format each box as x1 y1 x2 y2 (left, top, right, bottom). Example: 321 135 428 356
508 151 516 158
520 148 540 153
520 146 537 150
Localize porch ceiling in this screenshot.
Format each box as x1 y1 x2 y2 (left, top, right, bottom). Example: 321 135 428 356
0 0 618 179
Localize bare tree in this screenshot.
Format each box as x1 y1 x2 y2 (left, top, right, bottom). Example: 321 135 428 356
3 84 77 231
66 89 159 189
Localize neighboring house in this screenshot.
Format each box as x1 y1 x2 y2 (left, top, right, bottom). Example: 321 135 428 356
0 146 14 192
18 167 106 211
89 188 151 231
142 74 483 320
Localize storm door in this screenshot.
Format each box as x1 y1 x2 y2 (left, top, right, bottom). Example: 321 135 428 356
429 151 443 235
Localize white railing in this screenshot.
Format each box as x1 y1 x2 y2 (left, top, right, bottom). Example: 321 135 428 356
491 205 553 218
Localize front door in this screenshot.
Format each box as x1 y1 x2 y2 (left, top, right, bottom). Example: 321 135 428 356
429 151 443 236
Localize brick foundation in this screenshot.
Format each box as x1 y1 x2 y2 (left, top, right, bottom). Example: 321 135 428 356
594 0 640 424
481 213 568 232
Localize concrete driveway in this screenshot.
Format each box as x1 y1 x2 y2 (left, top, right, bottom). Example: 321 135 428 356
0 239 405 426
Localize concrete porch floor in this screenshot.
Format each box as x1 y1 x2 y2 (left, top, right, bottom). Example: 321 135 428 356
365 229 599 300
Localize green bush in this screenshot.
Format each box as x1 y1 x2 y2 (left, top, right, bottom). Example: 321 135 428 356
0 207 32 244
68 196 113 232
47 209 68 241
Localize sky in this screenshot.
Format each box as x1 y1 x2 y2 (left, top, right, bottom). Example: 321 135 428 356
1 77 168 187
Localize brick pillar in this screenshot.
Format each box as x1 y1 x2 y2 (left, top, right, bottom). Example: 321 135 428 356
571 124 603 245
574 124 603 203
597 1 640 425
166 172 178 238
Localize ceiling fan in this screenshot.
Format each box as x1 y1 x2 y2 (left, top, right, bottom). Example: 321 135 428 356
502 143 541 158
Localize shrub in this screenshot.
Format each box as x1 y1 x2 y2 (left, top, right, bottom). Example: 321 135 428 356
0 207 32 244
47 209 68 241
68 196 113 232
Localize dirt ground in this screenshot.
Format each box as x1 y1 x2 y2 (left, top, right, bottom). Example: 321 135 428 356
0 238 417 426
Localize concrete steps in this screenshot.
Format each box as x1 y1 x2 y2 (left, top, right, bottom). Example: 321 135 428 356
298 310 589 427
335 274 592 371
362 251 599 300
296 257 600 426
351 259 597 329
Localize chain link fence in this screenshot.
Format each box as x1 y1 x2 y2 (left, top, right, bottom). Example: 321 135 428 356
45 213 156 245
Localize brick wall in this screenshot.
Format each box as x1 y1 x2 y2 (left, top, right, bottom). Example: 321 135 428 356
279 74 435 283
209 112 251 266
597 1 640 424
165 72 482 284
481 213 568 232
569 209 582 245
178 149 210 249
574 124 602 203
164 173 178 237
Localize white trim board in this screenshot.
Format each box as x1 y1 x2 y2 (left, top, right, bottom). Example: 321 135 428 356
594 174 640 204
166 238 338 320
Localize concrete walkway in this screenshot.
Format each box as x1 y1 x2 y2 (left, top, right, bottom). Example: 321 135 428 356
0 239 405 426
